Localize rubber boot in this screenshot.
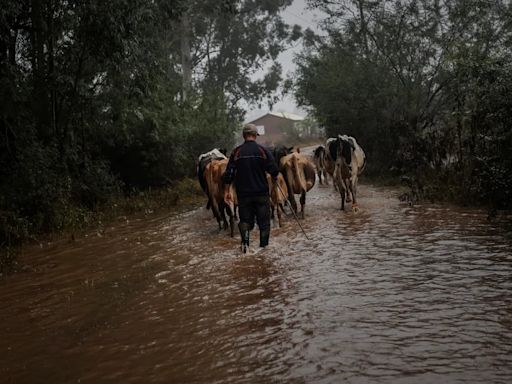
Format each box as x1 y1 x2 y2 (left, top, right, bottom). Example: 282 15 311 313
259 228 270 248
239 222 250 254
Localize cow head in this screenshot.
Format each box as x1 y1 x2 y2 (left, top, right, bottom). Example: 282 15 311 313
273 145 293 168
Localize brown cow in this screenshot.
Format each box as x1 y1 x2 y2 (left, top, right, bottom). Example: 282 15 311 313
204 159 237 236
266 173 288 227
280 152 316 219
197 148 227 210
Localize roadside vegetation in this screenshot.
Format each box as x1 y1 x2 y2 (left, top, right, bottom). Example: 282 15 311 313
0 178 204 273
0 0 301 269
295 0 512 208
3 1 511 270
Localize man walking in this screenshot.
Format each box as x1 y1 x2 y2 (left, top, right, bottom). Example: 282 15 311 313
223 124 279 253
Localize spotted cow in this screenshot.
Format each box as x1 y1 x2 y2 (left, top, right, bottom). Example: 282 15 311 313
331 135 366 211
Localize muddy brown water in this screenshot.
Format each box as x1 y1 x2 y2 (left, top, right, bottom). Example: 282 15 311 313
1 173 512 383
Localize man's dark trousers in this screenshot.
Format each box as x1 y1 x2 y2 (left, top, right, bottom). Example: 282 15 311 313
238 195 271 247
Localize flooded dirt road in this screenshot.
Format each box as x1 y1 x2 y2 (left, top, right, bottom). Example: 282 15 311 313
1 170 512 383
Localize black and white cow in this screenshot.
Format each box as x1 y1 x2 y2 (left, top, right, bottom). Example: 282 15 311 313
331 135 366 211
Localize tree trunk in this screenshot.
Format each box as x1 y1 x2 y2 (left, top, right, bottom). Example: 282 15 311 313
180 12 192 101
7 29 17 66
357 0 369 53
31 0 50 140
47 0 56 137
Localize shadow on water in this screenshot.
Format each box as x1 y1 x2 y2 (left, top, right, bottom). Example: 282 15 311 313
1 159 512 383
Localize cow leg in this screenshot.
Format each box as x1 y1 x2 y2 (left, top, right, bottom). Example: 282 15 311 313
335 177 345 210
229 212 235 237
219 202 228 230
217 212 223 231
283 167 297 214
323 170 329 185
210 199 218 221
222 213 228 230
203 185 212 210
225 203 235 237
277 204 283 227
345 179 354 210
211 198 222 230
289 193 298 215
216 203 223 230
317 169 323 185
351 178 357 204
300 191 306 219
346 185 352 202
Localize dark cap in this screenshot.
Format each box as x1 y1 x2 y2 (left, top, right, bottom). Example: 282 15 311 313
242 124 259 136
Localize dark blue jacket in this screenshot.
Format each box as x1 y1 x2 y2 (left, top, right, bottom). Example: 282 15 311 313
223 140 279 198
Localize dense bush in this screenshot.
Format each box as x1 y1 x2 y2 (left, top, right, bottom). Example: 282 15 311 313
297 0 512 208
0 0 296 267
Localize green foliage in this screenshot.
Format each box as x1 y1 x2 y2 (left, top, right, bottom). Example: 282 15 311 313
297 0 512 208
0 0 294 267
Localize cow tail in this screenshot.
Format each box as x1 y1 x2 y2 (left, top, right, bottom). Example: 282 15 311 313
304 161 316 190
207 163 219 219
279 176 288 201
359 153 367 175
319 147 326 170
293 154 307 195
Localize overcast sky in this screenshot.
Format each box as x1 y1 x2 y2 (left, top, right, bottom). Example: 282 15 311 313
244 0 324 122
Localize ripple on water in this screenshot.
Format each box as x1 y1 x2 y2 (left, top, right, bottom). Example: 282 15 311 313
1 182 512 384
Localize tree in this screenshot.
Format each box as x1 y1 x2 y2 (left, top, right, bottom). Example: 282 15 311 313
0 0 298 262
297 0 512 206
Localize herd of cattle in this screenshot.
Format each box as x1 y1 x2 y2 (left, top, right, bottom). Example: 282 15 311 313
197 135 366 237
